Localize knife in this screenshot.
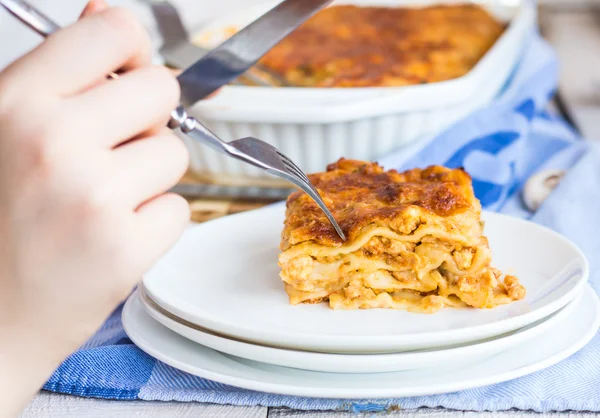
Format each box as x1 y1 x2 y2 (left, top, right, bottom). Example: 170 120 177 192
176 0 332 107
142 0 289 87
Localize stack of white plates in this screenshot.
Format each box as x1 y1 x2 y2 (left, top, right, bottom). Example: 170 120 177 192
123 205 599 398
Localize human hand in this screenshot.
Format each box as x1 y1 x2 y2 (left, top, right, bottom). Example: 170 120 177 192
0 1 189 414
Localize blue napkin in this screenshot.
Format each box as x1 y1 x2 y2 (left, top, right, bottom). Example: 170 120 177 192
44 33 600 412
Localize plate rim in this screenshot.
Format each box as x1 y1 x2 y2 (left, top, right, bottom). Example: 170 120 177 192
122 285 600 399
143 206 590 352
136 287 582 373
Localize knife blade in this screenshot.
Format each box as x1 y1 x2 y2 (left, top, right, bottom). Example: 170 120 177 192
176 0 332 107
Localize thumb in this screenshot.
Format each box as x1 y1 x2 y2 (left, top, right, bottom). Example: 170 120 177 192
80 0 109 18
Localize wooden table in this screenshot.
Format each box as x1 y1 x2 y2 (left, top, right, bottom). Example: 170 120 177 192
18 393 600 417
11 0 600 416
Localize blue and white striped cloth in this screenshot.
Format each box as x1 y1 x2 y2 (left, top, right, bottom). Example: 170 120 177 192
43 33 600 412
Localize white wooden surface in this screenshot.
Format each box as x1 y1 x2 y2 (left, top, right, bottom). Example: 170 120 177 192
20 393 267 418
18 393 600 417
268 411 600 418
5 0 600 416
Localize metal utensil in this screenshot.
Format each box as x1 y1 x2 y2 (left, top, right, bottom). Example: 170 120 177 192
537 5 582 136
146 0 203 69
168 108 345 240
0 0 58 35
143 0 287 87
176 0 330 106
553 90 582 135
1 0 345 241
172 183 294 201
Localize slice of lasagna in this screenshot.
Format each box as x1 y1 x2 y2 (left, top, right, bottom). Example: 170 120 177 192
278 159 525 313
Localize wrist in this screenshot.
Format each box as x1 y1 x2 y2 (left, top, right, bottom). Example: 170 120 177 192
0 330 53 416
0 311 74 416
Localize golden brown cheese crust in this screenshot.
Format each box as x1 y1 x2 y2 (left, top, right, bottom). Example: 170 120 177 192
259 4 505 87
282 159 480 248
279 159 525 312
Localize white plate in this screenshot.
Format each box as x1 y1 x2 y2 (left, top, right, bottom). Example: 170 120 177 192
137 287 580 374
143 205 589 353
123 285 600 399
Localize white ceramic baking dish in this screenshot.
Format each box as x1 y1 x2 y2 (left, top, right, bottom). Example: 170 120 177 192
183 0 536 183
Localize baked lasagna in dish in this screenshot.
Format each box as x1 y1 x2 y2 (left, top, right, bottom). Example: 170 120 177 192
258 3 505 87
278 159 525 312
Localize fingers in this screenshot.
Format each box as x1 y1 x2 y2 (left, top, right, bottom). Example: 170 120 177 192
80 0 109 17
131 192 191 271
108 192 189 284
75 1 112 87
110 134 189 209
7 7 152 96
70 65 180 148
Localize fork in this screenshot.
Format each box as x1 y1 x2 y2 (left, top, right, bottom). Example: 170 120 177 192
0 0 346 241
142 0 288 87
168 107 346 240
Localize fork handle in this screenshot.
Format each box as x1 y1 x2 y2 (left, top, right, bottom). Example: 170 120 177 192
169 107 232 156
1 0 59 36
